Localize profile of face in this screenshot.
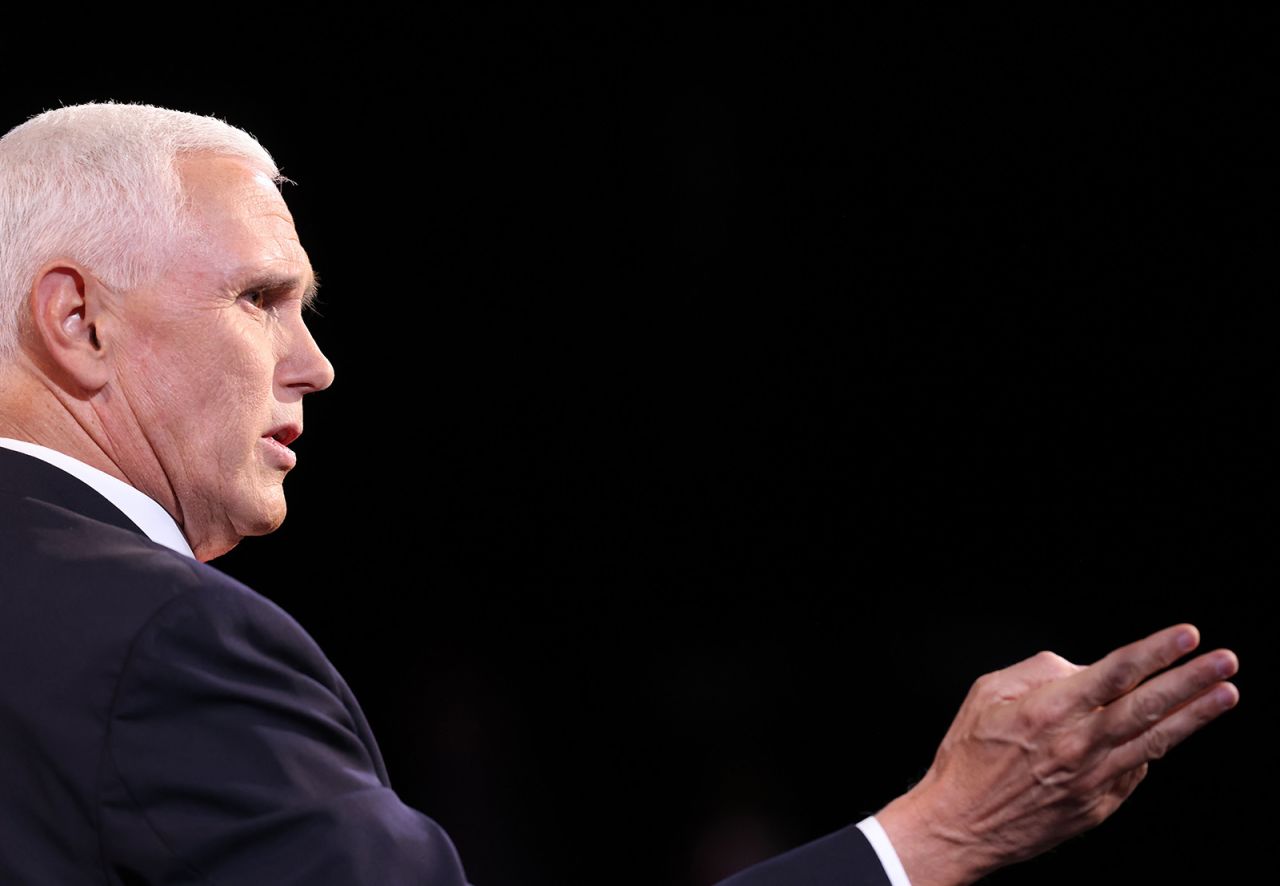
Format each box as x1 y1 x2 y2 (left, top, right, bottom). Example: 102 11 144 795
106 154 334 560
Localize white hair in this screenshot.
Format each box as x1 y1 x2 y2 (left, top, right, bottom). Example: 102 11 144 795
0 102 281 362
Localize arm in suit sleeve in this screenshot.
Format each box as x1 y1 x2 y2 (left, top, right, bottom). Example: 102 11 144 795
713 819 905 886
99 576 469 886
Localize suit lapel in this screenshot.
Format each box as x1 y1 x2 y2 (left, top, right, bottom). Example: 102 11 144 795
0 447 146 537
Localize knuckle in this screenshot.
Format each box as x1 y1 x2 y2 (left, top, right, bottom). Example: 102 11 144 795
1035 650 1076 675
1084 800 1114 829
1128 770 1149 795
1131 689 1168 726
971 671 1001 699
1107 657 1143 694
1144 729 1173 761
972 670 993 701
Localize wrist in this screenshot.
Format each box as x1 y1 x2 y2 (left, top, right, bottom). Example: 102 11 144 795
876 778 997 886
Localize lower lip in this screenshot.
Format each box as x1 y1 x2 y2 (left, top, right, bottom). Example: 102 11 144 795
261 436 297 468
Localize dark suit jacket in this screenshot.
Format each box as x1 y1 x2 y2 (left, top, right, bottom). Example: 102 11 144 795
0 446 891 885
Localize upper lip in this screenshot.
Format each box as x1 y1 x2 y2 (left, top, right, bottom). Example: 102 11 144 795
265 423 302 447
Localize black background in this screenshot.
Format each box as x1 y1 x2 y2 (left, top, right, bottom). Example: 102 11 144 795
3 8 1272 885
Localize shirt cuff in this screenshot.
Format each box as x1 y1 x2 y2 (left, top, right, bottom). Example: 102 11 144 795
856 815 913 886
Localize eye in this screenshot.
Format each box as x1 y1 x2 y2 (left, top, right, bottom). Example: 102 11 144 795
241 289 268 309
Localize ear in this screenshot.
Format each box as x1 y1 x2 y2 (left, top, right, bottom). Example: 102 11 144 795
28 262 113 392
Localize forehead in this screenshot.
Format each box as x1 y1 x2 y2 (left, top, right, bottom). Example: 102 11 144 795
175 153 313 291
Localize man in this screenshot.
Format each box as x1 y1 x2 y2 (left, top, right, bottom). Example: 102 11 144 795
0 103 1239 885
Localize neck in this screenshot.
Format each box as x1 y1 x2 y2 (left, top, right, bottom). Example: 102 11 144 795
0 360 186 535
0 367 126 480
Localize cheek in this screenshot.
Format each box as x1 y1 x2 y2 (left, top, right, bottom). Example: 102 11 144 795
208 351 277 447
137 326 276 452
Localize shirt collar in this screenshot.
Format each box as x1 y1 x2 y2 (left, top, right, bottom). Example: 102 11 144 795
0 437 196 560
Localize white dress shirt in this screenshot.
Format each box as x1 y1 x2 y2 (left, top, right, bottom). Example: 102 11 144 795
857 815 913 886
0 437 195 559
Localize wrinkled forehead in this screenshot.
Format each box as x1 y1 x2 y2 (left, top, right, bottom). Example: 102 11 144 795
177 153 294 233
174 153 312 285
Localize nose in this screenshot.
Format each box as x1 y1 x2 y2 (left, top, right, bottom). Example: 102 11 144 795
278 314 335 395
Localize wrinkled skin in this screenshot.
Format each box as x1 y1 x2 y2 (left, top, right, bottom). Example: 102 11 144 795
96 154 335 560
877 624 1239 886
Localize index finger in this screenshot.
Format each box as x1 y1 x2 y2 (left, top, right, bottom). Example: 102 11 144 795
1066 624 1201 711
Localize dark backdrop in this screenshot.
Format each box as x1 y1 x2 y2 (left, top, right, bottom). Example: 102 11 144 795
3 9 1271 885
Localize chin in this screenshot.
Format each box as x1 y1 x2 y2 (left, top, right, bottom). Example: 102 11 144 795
241 505 288 538
230 491 289 539
189 491 288 562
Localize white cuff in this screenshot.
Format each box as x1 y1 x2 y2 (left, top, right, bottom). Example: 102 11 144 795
856 816 913 886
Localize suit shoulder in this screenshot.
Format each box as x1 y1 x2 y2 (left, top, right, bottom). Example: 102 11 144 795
134 559 335 686
4 491 290 622
2 492 199 604
1 492 327 680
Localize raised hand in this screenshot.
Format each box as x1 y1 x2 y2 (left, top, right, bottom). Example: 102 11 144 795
875 624 1239 886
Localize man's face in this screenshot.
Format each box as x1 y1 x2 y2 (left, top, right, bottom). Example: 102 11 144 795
106 154 334 560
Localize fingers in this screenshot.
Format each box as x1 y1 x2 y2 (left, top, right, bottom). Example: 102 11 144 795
1101 680 1239 777
1068 624 1201 711
1094 648 1239 746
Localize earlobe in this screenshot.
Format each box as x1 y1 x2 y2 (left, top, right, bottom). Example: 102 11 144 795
28 263 112 391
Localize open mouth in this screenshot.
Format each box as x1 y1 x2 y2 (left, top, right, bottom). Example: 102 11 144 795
265 426 301 447
260 427 300 468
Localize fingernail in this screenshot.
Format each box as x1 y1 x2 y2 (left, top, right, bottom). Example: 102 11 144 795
1177 631 1196 652
1215 686 1237 709
1217 656 1236 678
